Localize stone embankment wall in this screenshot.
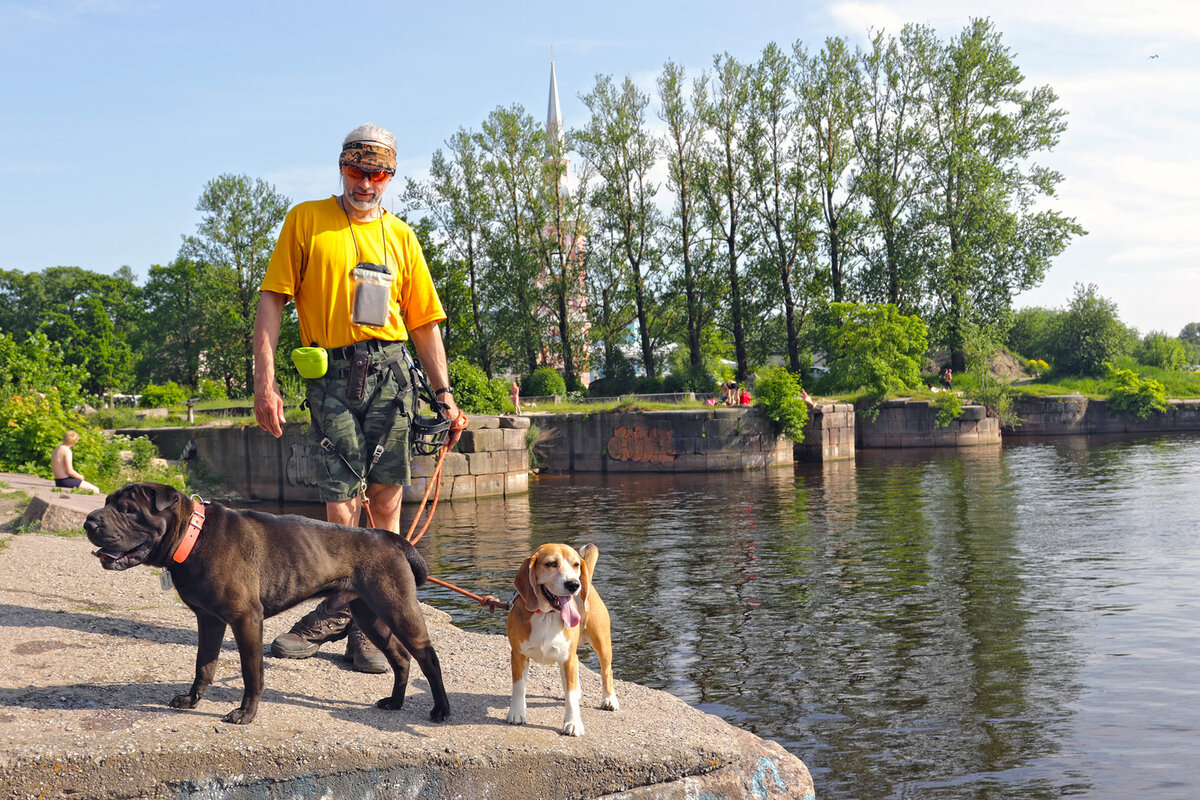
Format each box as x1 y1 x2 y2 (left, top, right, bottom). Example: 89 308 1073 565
1007 395 1200 435
857 398 1000 448
796 402 856 462
118 414 530 504
535 407 792 473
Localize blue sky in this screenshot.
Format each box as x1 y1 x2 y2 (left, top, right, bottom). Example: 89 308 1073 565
2 0 1197 336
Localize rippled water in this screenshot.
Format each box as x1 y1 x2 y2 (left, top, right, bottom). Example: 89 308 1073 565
271 433 1200 799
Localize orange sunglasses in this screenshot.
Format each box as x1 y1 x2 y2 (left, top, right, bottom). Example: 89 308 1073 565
341 163 394 184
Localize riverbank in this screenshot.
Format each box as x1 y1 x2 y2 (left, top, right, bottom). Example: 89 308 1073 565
0 492 814 799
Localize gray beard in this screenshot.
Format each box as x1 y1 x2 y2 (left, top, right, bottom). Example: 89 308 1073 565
343 192 382 212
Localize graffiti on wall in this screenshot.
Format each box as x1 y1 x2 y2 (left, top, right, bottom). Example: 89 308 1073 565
606 425 677 465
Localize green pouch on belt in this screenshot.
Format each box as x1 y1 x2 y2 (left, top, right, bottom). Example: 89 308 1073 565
291 347 328 379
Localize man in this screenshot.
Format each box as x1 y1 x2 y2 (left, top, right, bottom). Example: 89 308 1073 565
253 123 463 673
51 430 100 494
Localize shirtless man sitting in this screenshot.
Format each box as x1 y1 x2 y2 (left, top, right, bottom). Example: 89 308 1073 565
51 430 100 494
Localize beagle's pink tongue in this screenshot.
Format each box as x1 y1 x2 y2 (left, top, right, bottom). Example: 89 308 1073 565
559 596 581 628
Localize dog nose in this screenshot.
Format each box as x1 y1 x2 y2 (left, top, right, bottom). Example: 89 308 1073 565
564 580 580 594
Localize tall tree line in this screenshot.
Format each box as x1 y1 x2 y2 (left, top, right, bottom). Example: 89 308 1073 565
409 18 1082 381
0 19 1085 399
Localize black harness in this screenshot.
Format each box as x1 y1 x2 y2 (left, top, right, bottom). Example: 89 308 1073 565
303 343 450 491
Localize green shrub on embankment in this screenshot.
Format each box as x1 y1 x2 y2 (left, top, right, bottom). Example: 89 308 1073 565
0 331 186 493
753 367 809 442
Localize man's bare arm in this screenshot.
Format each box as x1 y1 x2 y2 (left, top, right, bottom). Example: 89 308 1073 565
253 291 288 438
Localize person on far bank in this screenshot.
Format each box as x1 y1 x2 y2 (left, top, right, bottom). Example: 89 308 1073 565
51 430 100 494
252 123 463 673
941 367 953 390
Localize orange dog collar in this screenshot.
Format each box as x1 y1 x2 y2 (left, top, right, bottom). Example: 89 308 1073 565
172 496 206 564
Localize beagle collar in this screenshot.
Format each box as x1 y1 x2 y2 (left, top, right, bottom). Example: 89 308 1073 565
171 495 207 564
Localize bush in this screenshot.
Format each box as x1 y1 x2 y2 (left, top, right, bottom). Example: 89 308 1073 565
197 378 228 401
1137 332 1186 372
139 381 188 408
819 302 928 406
446 357 507 414
633 375 663 394
1050 284 1135 376
664 363 718 394
0 332 89 475
752 367 809 442
589 350 638 396
1007 307 1059 363
523 367 566 398
0 389 82 475
933 391 964 427
1105 366 1169 420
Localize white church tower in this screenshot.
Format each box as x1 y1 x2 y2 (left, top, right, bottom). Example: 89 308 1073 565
545 60 569 190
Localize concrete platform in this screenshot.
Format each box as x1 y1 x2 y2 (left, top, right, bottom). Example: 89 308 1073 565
0 471 104 535
0 520 815 798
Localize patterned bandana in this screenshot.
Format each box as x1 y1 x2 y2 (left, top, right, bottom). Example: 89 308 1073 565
339 141 396 172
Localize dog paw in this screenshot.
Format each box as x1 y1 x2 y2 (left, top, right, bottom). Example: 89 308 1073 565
601 694 620 712
376 696 404 711
169 693 199 710
506 709 526 725
222 708 255 725
561 720 585 737
429 704 451 723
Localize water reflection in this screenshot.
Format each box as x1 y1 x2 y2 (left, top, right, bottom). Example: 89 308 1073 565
249 433 1200 800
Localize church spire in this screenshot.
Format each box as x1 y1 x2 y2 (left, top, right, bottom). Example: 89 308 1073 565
547 60 563 150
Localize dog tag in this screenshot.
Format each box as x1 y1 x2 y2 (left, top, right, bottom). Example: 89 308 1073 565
160 570 173 591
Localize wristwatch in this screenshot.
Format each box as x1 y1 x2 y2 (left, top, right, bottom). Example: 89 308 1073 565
434 386 454 397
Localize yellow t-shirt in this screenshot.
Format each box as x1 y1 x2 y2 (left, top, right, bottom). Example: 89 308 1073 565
260 197 446 349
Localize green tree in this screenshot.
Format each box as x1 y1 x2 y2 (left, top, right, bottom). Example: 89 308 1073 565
136 257 208 388
407 216 471 363
658 60 720 376
476 105 552 375
1138 331 1186 371
919 19 1084 371
744 42 822 372
0 266 140 398
406 129 495 374
1006 306 1060 362
1050 283 1131 375
820 302 928 399
179 174 290 395
697 52 754 382
583 226 639 384
538 127 592 392
578 73 663 380
852 24 936 312
796 36 863 304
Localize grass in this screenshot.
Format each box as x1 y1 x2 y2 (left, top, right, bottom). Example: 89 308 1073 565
526 396 712 414
83 356 1200 433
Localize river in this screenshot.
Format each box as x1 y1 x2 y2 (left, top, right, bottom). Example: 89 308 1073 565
275 433 1200 799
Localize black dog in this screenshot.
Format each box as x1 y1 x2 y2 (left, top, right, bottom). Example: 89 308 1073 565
83 482 449 725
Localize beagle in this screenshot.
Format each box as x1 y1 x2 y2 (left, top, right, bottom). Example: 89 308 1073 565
506 543 618 736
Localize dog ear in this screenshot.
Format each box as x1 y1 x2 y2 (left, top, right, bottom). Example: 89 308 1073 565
578 549 592 609
514 554 541 612
151 482 180 513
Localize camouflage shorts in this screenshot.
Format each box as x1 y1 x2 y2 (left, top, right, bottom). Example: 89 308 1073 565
305 342 412 503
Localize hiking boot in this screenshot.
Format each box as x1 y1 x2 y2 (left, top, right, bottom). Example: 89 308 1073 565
344 624 389 674
270 600 352 659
